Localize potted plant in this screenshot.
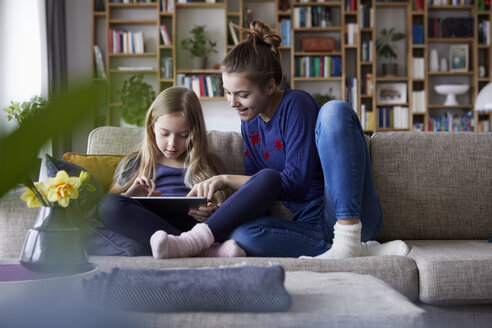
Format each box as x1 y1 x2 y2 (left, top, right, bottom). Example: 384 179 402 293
117 73 156 127
181 25 218 69
3 95 49 181
376 27 406 77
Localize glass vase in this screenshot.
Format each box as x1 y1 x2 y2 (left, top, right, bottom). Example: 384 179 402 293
20 206 88 273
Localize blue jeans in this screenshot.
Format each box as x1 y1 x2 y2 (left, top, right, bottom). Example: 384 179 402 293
230 100 382 257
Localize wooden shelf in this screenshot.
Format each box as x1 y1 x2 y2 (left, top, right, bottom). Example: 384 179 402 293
428 38 474 43
293 1 342 6
294 51 342 56
175 3 225 9
90 0 490 132
293 27 342 32
109 19 157 24
177 69 221 74
109 53 157 57
428 104 473 109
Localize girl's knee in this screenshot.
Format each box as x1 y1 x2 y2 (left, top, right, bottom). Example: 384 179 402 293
317 100 355 132
97 193 126 218
254 168 281 187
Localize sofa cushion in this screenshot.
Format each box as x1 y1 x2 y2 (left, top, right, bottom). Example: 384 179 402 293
89 255 419 302
0 191 39 259
407 240 492 305
370 132 492 241
127 272 424 328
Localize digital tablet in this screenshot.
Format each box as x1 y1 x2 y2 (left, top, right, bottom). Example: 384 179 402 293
131 196 207 220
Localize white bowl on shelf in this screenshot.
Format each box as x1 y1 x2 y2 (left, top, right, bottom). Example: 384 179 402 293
434 84 469 106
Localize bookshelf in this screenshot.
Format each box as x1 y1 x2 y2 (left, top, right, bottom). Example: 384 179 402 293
91 0 491 132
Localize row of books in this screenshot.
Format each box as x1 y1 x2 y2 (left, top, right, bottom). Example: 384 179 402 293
360 4 373 29
109 0 156 3
108 29 145 54
362 73 374 95
412 25 425 44
93 45 106 79
378 106 410 129
293 6 334 29
428 17 474 38
279 19 291 46
412 57 425 79
176 0 217 3
428 112 474 132
294 56 342 78
360 39 373 62
346 24 358 45
477 0 491 11
346 77 358 112
427 0 475 4
176 74 224 98
411 90 426 113
360 105 374 130
478 20 490 45
160 0 174 13
160 57 172 79
160 25 171 45
411 0 426 11
345 0 357 11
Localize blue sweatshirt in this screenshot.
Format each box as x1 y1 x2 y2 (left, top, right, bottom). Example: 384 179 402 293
241 88 324 213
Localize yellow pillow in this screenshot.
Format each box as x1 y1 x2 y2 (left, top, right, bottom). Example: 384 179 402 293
62 153 126 192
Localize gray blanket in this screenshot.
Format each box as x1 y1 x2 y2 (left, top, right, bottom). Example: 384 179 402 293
82 265 292 313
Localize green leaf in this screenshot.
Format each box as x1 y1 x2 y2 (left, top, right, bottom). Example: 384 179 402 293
0 82 103 198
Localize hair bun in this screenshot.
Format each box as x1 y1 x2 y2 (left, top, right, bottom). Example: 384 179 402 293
248 21 281 54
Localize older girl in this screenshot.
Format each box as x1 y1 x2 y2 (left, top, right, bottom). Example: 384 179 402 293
150 22 408 259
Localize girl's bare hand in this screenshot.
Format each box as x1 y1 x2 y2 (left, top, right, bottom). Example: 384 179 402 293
187 175 226 201
188 202 218 222
124 176 161 197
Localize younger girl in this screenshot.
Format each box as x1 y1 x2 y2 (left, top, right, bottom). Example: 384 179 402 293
150 22 409 259
97 86 244 257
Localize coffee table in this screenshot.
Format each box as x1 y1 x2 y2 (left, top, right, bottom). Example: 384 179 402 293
0 259 99 306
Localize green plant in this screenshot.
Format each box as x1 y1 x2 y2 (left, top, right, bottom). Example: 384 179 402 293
181 25 218 58
117 74 156 127
0 82 102 198
376 28 406 62
2 95 48 125
312 89 335 106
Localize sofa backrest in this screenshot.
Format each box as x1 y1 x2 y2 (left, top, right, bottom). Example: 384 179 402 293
371 132 492 241
87 126 245 175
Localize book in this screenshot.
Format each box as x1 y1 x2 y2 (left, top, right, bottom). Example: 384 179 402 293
160 25 171 46
93 45 106 78
228 21 239 45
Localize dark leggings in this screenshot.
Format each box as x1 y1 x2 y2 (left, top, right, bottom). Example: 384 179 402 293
97 169 282 247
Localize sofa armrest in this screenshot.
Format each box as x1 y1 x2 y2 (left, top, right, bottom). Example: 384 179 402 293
0 190 39 260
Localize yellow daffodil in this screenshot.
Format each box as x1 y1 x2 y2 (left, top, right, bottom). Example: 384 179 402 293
20 170 94 208
21 182 47 208
45 170 80 208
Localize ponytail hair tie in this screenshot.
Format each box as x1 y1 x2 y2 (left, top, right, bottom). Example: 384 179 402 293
248 35 271 49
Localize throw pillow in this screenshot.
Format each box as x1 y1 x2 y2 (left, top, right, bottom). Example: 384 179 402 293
44 154 148 256
61 153 126 192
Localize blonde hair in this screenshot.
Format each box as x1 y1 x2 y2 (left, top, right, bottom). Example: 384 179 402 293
222 21 282 89
112 86 226 204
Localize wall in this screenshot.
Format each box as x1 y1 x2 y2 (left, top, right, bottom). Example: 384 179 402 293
65 0 239 154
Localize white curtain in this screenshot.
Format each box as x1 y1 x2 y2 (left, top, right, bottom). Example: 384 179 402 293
0 0 48 136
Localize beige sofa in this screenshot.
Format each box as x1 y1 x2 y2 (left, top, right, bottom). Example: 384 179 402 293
1 127 492 326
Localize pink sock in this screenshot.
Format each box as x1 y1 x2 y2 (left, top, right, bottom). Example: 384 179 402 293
150 223 214 259
198 239 246 258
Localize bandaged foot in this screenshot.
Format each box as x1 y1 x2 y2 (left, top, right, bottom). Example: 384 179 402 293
150 223 214 259
198 239 246 258
362 240 410 256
